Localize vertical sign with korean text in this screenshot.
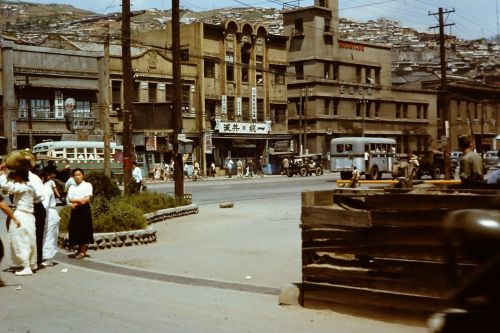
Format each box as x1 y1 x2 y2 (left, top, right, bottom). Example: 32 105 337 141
204 130 213 154
251 87 257 120
221 95 227 115
236 97 242 116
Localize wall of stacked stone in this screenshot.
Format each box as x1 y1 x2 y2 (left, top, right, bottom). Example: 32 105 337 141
58 204 199 250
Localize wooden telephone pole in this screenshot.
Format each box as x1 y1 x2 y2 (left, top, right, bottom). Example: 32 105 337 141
172 0 184 197
429 7 455 179
122 0 134 194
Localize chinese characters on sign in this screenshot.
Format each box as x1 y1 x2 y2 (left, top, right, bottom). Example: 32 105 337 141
338 40 365 52
217 121 271 134
237 97 242 116
221 95 227 114
204 130 213 153
251 87 257 120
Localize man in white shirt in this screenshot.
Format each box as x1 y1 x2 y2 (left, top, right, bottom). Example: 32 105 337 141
131 161 142 193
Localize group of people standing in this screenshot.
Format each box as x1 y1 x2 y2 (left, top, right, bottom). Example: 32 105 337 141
0 160 93 285
226 156 265 178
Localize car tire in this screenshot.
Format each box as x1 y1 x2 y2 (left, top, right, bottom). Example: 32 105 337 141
299 167 308 177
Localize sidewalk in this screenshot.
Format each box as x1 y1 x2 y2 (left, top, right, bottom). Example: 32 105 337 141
0 187 425 332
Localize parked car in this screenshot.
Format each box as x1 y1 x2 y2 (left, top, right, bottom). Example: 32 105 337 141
450 150 463 173
416 150 445 180
287 153 323 177
483 150 500 169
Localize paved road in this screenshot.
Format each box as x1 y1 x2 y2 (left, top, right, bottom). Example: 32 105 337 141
0 174 426 333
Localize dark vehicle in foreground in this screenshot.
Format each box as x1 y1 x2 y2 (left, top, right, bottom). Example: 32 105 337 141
416 150 445 180
483 150 499 169
287 154 323 177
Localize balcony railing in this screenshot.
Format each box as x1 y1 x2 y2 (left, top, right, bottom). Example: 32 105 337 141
18 108 93 120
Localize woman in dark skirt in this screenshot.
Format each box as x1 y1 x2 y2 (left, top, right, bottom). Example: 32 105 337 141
66 168 93 259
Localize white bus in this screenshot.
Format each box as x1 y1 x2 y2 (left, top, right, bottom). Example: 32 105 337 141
32 141 124 181
330 137 397 180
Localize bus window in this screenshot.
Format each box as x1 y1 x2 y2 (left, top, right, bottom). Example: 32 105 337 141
345 144 353 152
77 148 85 159
381 144 387 153
336 144 344 153
96 148 104 159
66 148 76 159
86 148 96 160
54 149 65 158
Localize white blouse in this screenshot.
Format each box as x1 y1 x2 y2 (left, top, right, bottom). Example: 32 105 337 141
0 174 34 213
66 180 93 206
42 180 57 209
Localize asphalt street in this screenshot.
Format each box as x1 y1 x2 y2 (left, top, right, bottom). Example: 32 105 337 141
0 174 426 333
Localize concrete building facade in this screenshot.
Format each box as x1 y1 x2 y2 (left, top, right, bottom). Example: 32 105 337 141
137 20 290 174
283 0 438 155
0 40 106 152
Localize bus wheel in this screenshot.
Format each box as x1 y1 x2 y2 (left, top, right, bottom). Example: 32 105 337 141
370 166 380 180
299 167 308 177
340 172 351 180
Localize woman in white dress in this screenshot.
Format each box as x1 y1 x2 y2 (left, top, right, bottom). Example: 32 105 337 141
0 168 36 276
41 171 61 266
66 168 93 259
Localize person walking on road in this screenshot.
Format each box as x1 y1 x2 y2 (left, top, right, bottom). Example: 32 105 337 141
281 157 289 175
458 135 483 186
236 158 243 178
225 157 234 178
256 155 265 177
131 161 143 193
29 170 46 268
246 159 254 177
41 171 61 267
66 168 93 259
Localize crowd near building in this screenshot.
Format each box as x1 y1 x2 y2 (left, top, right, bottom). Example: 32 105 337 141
0 0 498 176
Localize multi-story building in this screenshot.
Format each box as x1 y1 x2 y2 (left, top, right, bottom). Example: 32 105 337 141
136 20 290 174
283 0 438 155
0 40 107 152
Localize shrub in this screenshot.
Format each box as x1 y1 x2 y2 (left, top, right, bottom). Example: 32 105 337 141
85 172 121 199
59 192 187 233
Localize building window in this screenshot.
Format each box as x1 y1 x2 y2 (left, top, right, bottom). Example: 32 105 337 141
256 55 264 84
365 68 373 84
294 19 304 35
274 106 286 124
295 62 304 80
242 64 249 82
226 63 234 82
242 97 250 121
333 98 339 116
402 104 408 118
356 100 361 117
324 99 330 115
149 82 157 102
227 96 235 120
181 49 189 61
356 66 362 83
324 17 331 32
366 101 372 117
375 68 381 84
271 65 286 84
324 63 330 79
332 63 339 80
375 101 380 117
423 104 428 119
395 103 401 118
474 103 479 120
257 99 264 121
417 104 422 119
204 59 215 78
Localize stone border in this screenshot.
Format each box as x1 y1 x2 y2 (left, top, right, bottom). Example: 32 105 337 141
59 204 199 250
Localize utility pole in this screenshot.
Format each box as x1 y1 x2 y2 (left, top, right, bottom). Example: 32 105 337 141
103 24 111 177
303 86 312 154
429 7 455 179
25 75 33 150
122 0 134 194
299 89 303 155
172 0 184 198
480 101 485 153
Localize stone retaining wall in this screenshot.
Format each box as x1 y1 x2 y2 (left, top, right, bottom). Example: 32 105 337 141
59 204 199 250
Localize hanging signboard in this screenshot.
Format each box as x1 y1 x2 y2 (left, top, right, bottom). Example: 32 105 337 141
236 97 242 116
145 135 157 151
216 121 271 134
251 87 257 120
204 130 213 153
221 95 227 114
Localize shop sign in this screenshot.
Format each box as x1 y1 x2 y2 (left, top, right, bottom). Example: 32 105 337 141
146 135 157 151
251 87 257 120
64 98 76 112
217 121 271 134
221 95 227 114
339 40 365 52
204 130 213 153
236 97 242 116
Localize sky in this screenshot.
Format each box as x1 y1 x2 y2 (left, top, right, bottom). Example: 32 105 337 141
22 0 500 40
